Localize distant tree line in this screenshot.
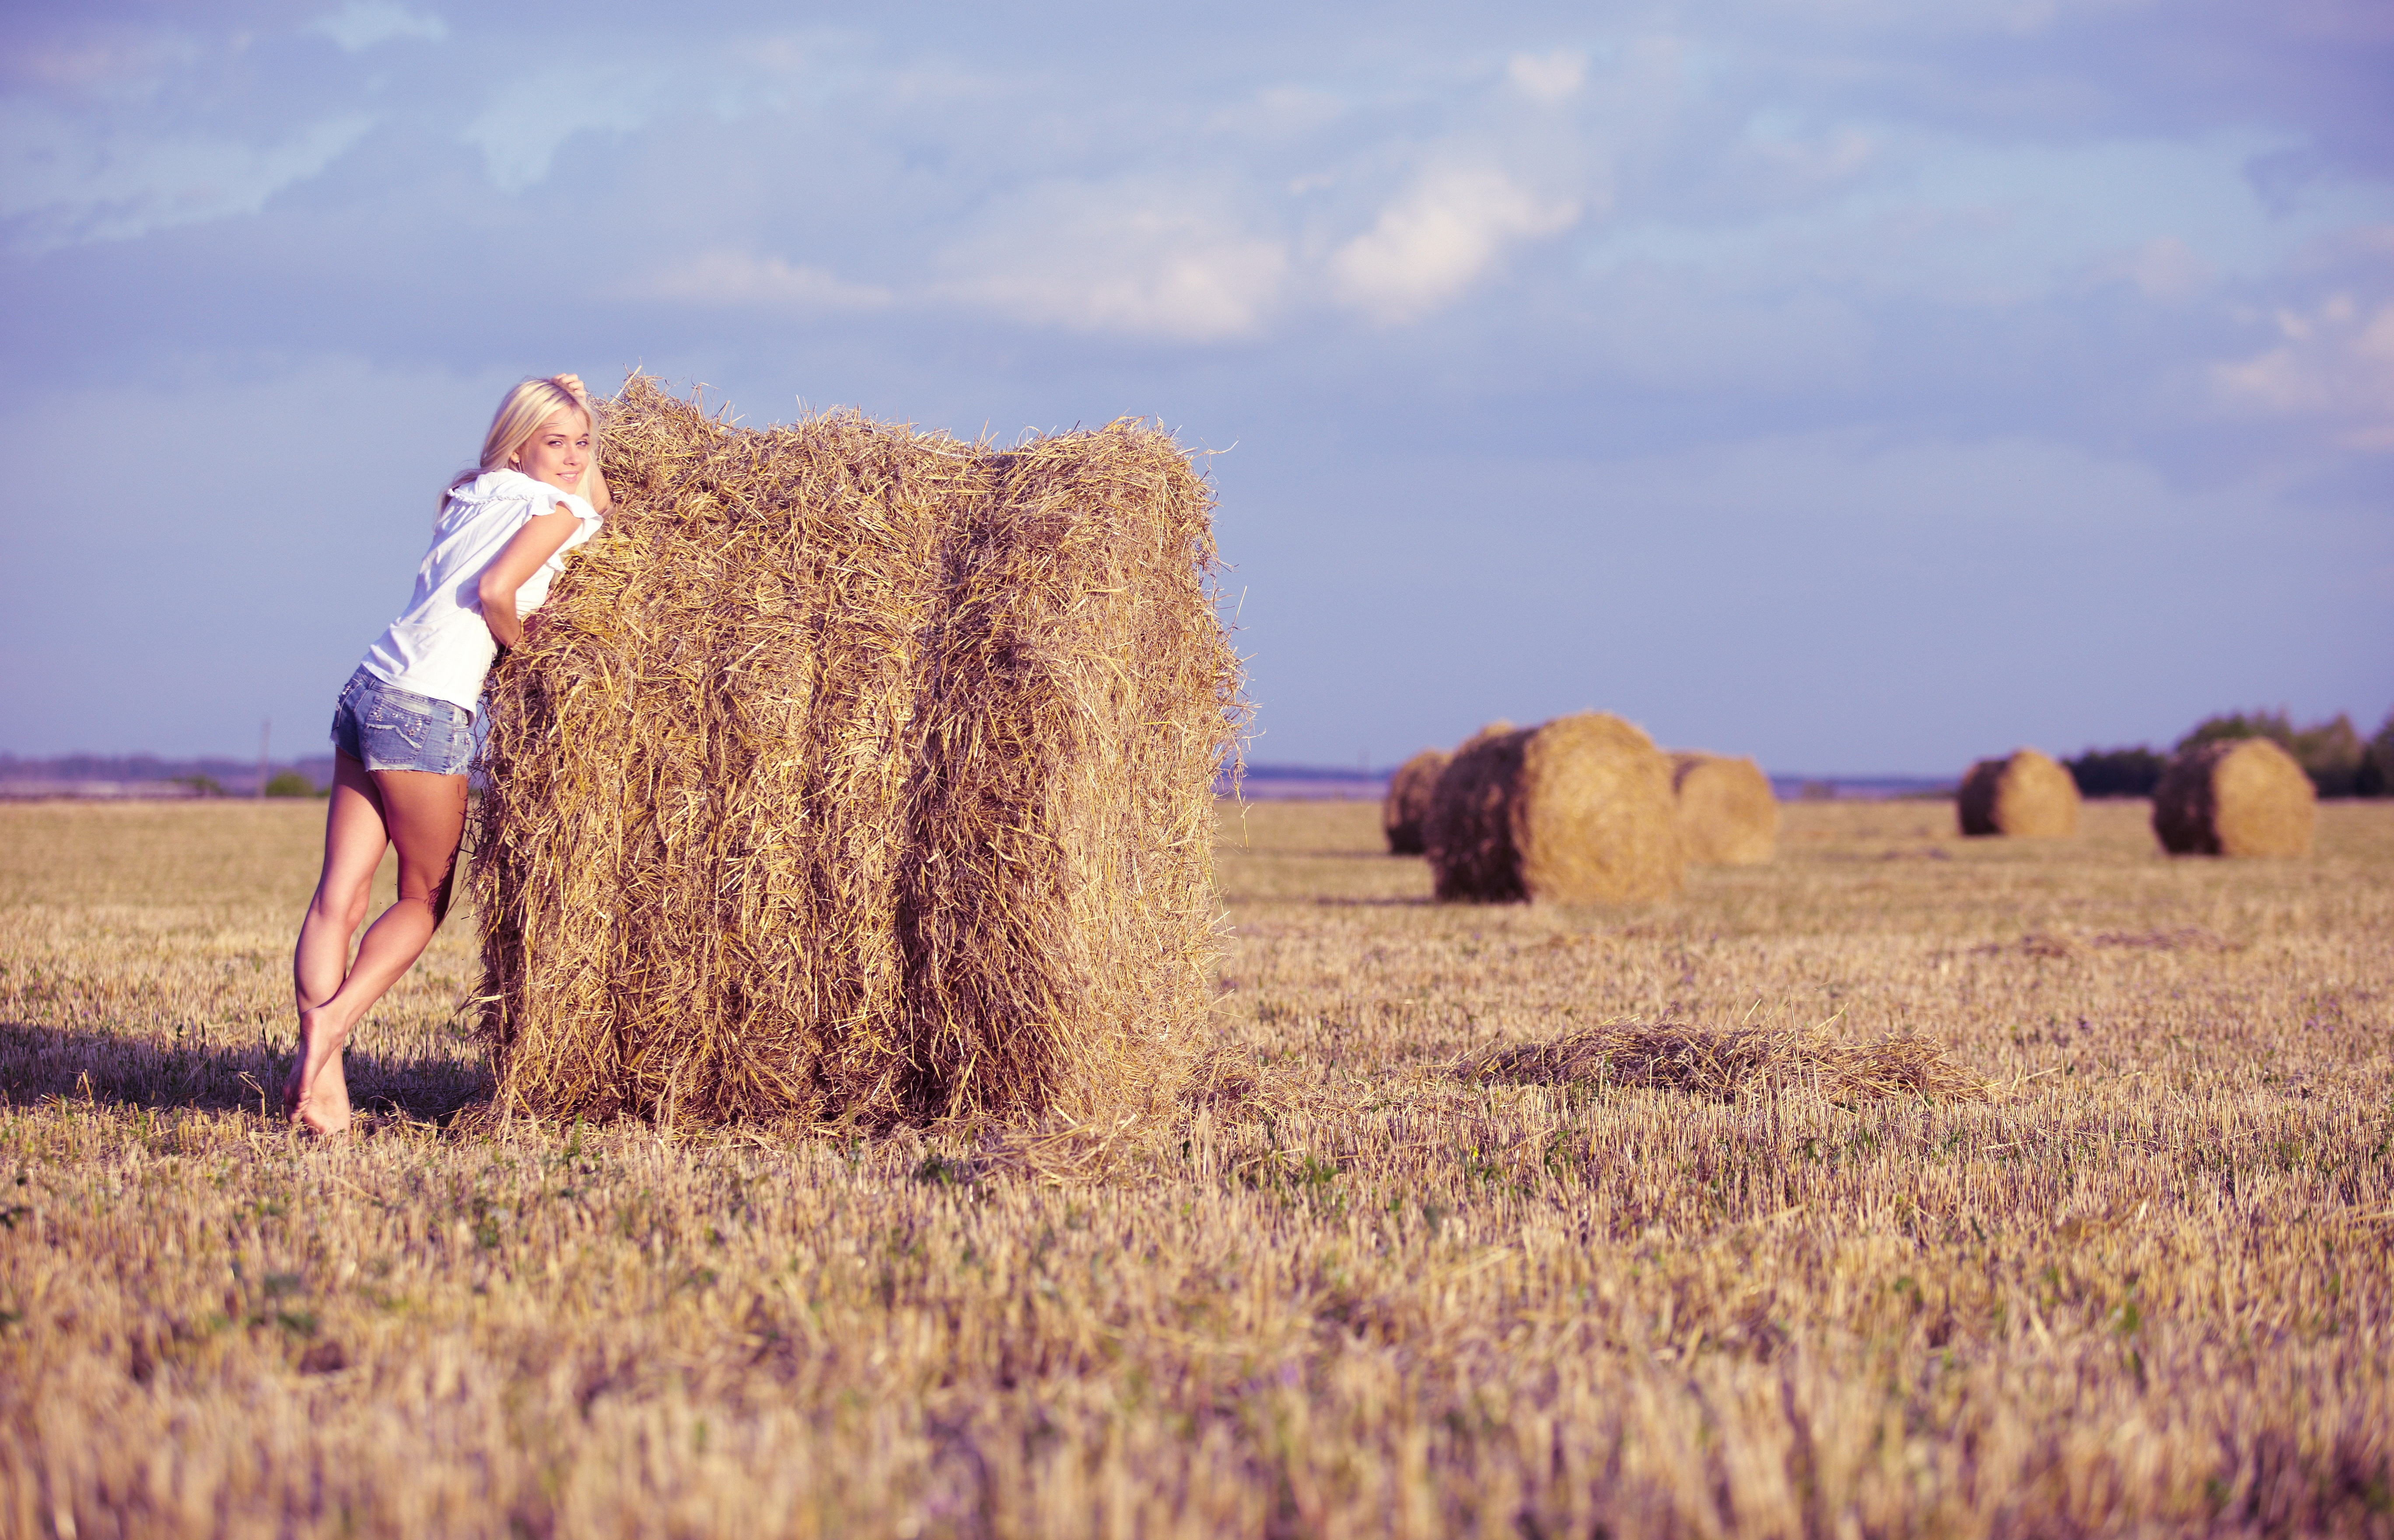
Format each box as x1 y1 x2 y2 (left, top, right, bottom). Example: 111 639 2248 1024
175 771 324 797
0 752 335 798
2067 710 2394 799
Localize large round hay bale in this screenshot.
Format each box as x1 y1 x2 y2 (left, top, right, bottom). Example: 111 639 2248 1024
2152 738 2315 856
1424 712 1683 903
1382 748 1450 854
1670 752 1778 865
1956 748 2079 837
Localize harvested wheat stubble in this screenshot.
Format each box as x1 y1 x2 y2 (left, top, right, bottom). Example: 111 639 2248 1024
2152 737 2315 858
1669 751 1778 865
1956 746 2079 838
1381 748 1450 855
471 374 1243 1127
1461 1021 1986 1102
1424 712 1683 904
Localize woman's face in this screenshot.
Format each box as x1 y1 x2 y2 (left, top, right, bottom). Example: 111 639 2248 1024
509 408 592 493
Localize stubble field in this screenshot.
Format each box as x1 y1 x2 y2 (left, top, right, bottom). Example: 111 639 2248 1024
1 796 2389 1538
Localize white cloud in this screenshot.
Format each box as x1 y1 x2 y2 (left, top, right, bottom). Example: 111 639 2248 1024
0 102 373 251
1507 51 1587 104
2212 290 2394 448
938 185 1288 341
306 2 448 52
462 71 654 192
636 251 893 312
1329 167 1580 323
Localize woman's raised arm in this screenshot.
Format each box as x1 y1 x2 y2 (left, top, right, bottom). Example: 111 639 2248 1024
475 506 584 650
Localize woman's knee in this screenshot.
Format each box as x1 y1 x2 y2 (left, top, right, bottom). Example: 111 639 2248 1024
392 869 458 932
310 883 373 933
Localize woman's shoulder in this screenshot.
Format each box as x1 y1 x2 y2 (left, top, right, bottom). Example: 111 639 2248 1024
449 468 544 506
444 470 596 522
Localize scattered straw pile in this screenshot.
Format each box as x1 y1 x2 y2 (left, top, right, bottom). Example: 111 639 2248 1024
1669 752 1778 865
1382 749 1449 855
1460 1021 1985 1102
471 374 1243 1127
2152 738 2315 857
1423 713 1683 904
1956 747 2079 837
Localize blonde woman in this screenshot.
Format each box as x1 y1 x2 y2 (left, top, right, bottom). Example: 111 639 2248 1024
285 374 610 1136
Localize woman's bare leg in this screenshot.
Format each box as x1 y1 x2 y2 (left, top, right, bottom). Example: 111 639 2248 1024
288 753 386 1124
289 760 468 1135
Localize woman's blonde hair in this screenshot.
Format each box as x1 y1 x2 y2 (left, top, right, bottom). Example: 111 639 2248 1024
440 376 601 513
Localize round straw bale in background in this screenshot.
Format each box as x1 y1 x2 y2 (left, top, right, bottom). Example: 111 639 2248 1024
1382 748 1450 854
1424 712 1683 904
1956 748 2080 837
1670 752 1779 865
2152 737 2316 857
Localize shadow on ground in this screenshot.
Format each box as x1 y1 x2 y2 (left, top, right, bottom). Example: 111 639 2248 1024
0 1022 490 1123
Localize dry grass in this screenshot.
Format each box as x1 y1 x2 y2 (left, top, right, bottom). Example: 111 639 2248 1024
4 796 2392 1537
1458 1020 1986 1103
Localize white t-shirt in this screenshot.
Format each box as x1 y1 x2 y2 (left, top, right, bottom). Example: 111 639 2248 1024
359 469 602 714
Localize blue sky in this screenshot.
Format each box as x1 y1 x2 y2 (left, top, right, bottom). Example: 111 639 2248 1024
2 0 2389 772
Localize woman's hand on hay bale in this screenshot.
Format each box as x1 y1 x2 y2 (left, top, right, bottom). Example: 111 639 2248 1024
476 506 585 650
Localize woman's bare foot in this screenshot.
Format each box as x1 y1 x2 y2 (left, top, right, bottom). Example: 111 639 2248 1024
289 1008 356 1137
295 1056 353 1139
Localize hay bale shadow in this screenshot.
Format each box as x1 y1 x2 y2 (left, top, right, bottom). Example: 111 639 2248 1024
0 1022 490 1124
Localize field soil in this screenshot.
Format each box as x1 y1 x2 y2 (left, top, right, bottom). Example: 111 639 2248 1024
2 798 2389 1536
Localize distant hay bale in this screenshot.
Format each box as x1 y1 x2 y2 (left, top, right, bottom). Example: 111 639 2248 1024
1459 1021 1986 1102
2152 738 2315 857
1382 749 1449 855
1423 712 1683 904
471 373 1243 1127
1956 747 2079 837
1669 752 1778 865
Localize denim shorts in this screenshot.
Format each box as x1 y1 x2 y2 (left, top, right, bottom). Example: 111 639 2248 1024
329 667 477 776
